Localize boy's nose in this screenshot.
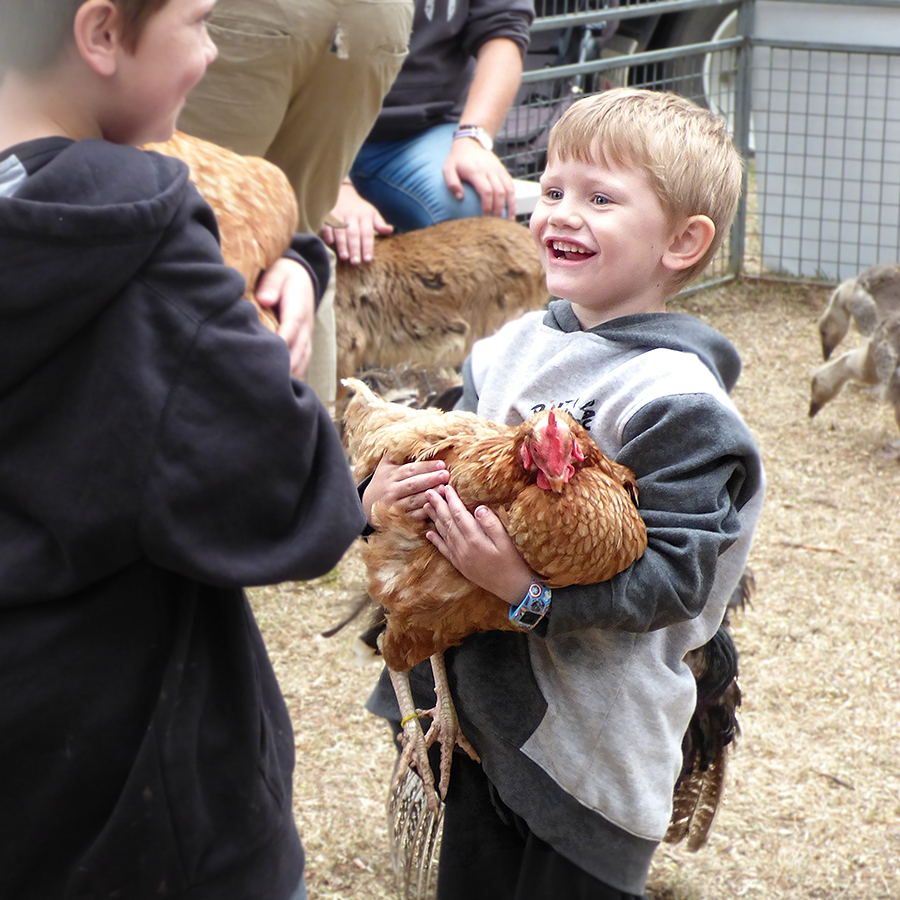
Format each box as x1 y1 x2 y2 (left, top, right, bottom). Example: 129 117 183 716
546 200 582 227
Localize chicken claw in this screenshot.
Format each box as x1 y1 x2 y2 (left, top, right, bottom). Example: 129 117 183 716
389 668 440 813
388 655 480 815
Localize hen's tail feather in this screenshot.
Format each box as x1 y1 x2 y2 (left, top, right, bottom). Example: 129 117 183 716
666 623 742 850
388 765 443 900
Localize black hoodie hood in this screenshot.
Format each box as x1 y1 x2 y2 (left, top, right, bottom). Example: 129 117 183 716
0 138 197 393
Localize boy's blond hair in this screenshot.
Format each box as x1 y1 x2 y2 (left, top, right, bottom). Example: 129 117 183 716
0 0 170 71
548 87 744 289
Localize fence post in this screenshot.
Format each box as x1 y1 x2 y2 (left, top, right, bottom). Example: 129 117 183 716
730 0 756 278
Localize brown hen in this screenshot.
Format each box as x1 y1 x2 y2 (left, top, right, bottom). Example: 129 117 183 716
342 377 648 812
142 130 298 332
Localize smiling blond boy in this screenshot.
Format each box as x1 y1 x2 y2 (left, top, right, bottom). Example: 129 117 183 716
366 88 765 899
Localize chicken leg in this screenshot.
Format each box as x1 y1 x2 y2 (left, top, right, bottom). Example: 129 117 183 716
389 653 480 815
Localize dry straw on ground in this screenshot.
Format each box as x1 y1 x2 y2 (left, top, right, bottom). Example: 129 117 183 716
250 279 900 900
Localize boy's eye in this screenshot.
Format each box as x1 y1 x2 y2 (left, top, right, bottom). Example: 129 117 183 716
592 194 610 206
545 188 563 201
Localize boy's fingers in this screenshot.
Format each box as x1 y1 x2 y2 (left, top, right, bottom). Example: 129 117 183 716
425 529 449 555
404 470 449 498
446 485 478 522
474 505 508 549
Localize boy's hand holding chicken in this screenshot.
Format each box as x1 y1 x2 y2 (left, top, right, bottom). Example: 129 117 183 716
363 458 450 526
363 461 538 606
253 257 317 379
424 485 535 606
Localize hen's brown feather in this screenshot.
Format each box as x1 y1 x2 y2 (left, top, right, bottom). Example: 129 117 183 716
142 131 298 331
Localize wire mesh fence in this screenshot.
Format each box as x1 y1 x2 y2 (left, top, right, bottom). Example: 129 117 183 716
498 0 900 288
750 25 900 282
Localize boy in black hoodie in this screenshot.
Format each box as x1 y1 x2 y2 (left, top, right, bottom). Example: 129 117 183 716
0 2 365 898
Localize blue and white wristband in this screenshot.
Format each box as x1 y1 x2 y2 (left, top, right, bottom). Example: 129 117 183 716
509 581 552 630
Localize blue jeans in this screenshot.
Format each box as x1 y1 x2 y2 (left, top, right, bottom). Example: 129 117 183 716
350 123 484 232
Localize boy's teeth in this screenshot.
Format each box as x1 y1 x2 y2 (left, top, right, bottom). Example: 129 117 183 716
552 241 590 254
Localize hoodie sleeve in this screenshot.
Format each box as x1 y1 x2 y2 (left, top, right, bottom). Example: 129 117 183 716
462 0 534 58
135 190 364 587
545 392 763 635
283 232 330 309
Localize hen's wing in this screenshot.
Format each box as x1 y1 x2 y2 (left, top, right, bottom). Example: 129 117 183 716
142 131 298 331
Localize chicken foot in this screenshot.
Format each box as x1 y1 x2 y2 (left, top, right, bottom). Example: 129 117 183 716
388 653 480 815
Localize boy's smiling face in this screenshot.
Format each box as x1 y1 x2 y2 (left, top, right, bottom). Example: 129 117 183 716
102 0 218 145
530 152 681 329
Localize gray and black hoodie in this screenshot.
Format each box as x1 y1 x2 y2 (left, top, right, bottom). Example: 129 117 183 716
368 299 765 894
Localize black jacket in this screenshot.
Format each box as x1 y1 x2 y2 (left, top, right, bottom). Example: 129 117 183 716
368 0 533 141
0 137 365 899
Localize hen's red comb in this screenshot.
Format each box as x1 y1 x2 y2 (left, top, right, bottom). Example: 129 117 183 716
544 408 565 473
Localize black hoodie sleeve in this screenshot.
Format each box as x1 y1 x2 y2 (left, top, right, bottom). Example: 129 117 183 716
283 232 330 309
135 187 364 586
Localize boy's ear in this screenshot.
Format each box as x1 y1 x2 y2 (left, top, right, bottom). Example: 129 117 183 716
661 215 716 273
73 0 124 77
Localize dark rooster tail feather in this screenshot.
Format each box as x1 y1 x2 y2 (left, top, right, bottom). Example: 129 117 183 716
665 622 742 851
727 566 756 611
320 592 386 648
358 607 388 656
319 592 373 638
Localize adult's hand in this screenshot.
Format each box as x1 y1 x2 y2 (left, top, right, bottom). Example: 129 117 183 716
443 137 517 219
444 36 524 219
321 182 394 265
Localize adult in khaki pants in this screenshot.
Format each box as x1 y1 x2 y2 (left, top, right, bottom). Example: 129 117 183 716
179 0 414 411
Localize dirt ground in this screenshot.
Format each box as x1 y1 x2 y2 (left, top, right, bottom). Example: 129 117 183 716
249 279 900 900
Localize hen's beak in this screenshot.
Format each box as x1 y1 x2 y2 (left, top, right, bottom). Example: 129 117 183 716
541 463 575 493
545 475 566 492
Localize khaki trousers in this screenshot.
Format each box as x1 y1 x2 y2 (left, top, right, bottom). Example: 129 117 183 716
178 0 413 406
